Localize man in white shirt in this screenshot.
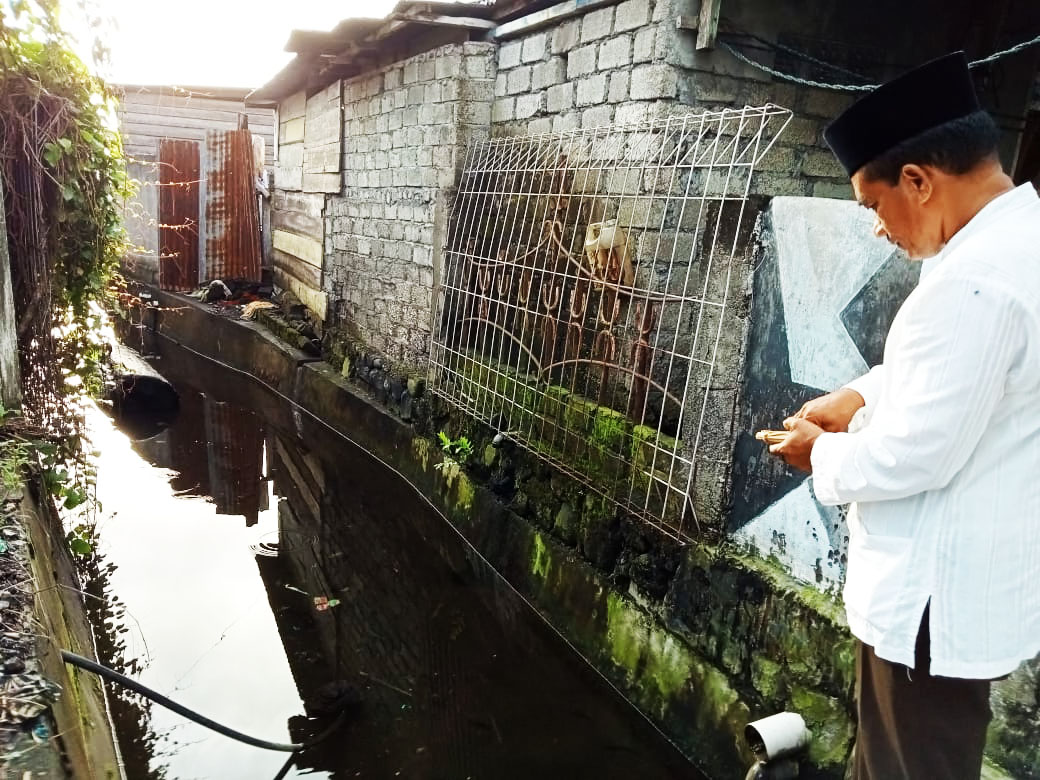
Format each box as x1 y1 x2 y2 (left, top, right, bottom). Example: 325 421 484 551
770 52 1040 778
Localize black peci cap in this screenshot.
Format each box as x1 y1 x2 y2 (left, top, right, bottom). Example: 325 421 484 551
823 52 981 176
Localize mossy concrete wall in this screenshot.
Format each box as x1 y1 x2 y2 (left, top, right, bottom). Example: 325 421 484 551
15 486 120 779
143 289 858 777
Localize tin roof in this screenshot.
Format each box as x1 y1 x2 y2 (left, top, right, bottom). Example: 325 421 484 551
247 1 539 105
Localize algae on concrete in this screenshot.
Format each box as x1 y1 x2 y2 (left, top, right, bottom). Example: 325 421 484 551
789 686 855 767
531 531 552 581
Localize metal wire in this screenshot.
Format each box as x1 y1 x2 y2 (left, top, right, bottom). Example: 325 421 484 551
970 34 1040 67
429 106 792 539
721 32 1040 92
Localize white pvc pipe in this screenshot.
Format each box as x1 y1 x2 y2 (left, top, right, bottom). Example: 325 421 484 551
744 712 811 761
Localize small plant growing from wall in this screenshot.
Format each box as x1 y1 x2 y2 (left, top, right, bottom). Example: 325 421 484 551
435 431 474 471
0 402 97 555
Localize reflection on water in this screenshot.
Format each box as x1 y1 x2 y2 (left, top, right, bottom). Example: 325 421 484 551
85 344 701 779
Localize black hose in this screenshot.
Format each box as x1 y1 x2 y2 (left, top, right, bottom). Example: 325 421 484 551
60 650 345 753
272 752 298 780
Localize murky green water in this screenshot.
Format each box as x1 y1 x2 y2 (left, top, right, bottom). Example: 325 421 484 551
83 342 701 779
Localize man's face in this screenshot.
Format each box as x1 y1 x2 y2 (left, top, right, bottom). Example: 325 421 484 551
851 167 941 260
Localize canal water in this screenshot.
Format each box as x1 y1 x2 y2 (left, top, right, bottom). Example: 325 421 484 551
83 342 702 779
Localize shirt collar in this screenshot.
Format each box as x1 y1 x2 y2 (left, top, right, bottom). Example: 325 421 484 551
934 183 1038 264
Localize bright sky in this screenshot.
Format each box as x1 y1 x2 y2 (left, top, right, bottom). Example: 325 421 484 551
65 0 400 89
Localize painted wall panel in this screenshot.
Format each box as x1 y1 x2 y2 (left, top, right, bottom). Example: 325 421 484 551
731 196 921 588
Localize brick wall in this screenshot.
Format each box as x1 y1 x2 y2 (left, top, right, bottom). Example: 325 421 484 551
491 0 851 198
281 2 872 370
322 43 496 372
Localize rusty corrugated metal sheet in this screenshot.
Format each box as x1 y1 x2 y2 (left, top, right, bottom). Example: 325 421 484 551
157 139 200 291
202 396 265 526
204 129 261 283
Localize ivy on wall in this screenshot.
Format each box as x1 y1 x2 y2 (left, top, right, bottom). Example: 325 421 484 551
0 0 131 539
1 0 131 387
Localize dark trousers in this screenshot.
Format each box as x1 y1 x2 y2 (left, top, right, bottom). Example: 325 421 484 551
853 608 992 779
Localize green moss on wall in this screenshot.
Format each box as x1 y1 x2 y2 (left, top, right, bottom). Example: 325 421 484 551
564 395 596 433
605 591 751 754
751 655 783 700
631 423 679 472
790 686 855 767
594 406 629 450
531 531 551 581
455 472 475 511
412 437 431 472
542 384 570 422
606 592 696 704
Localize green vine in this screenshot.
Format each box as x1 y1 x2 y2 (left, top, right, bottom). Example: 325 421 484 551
1 1 129 541
2 1 132 387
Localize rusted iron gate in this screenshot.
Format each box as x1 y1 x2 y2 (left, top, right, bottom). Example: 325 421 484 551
430 106 791 540
158 140 200 291
156 129 261 290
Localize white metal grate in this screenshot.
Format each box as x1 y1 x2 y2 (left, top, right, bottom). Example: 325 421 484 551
430 105 792 540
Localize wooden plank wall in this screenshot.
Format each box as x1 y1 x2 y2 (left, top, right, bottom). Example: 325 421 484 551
118 86 275 164
271 190 328 320
270 84 342 320
123 160 160 285
275 90 306 191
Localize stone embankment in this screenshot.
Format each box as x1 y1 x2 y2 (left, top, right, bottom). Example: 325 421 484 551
0 481 119 778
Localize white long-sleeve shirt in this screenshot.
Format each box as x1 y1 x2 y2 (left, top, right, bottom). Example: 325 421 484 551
811 183 1040 679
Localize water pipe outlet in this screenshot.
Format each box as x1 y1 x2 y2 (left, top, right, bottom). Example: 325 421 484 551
745 711 810 761
743 712 810 778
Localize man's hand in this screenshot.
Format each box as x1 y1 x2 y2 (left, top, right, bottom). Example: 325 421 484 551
769 417 824 472
792 387 865 433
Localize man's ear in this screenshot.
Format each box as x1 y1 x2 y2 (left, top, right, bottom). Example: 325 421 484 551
899 164 934 203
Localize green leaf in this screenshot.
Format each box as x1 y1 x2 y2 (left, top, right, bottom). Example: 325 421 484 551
69 537 92 556
63 489 87 509
43 143 62 166
437 431 451 450
57 137 72 151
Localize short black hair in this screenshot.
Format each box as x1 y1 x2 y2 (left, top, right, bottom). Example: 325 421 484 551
860 110 1000 185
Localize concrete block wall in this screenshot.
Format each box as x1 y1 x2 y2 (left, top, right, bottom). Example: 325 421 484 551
492 0 665 135
323 42 496 371
303 82 343 194
491 0 851 199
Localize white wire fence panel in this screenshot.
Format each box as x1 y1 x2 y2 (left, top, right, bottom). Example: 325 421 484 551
430 105 792 540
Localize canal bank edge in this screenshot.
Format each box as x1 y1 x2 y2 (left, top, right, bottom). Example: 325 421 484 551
132 289 1031 779
2 484 121 778
134 289 854 777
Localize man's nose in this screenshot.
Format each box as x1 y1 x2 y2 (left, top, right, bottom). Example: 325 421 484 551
873 217 887 239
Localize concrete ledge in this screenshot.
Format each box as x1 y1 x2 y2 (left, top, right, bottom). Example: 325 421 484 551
150 290 320 400
16 487 120 779
138 288 862 778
